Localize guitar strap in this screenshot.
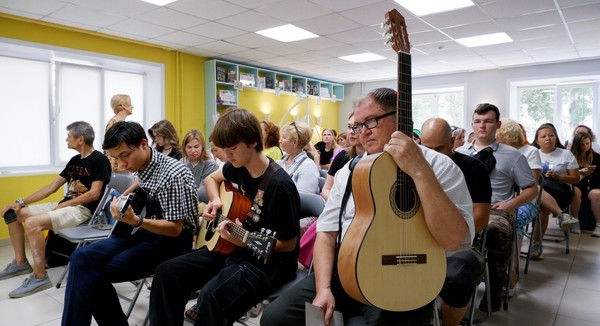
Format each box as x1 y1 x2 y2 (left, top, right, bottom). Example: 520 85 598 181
336 155 363 247
246 159 281 223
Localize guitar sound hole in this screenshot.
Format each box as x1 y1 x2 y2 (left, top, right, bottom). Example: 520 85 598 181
390 182 420 219
205 220 215 241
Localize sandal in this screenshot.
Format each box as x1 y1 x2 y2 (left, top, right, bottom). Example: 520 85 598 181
184 303 198 323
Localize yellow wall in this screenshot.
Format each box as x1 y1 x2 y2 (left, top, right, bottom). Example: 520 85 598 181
0 14 206 239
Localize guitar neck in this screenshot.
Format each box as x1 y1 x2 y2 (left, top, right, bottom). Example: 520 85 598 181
397 51 412 136
215 213 248 242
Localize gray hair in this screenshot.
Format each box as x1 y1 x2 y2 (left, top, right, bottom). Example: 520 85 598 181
67 121 95 145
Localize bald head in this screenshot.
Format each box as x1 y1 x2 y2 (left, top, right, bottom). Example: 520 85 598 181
420 118 454 157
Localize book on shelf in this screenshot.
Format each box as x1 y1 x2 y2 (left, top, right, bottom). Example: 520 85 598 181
265 77 274 89
258 76 266 89
239 73 255 86
219 90 236 105
216 66 227 82
226 70 236 83
320 87 330 98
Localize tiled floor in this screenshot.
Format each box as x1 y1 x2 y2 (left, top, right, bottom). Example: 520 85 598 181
0 219 598 326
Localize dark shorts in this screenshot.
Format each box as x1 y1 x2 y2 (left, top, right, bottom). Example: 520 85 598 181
439 249 484 308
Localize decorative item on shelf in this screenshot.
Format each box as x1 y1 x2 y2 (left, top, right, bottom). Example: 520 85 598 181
216 95 224 105
265 77 274 89
240 73 255 86
275 86 281 97
320 87 330 98
226 70 236 83
216 66 227 82
234 80 243 90
292 81 304 93
219 90 236 105
258 77 266 92
283 80 292 92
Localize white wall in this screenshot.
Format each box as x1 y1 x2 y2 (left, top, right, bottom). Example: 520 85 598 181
340 58 600 132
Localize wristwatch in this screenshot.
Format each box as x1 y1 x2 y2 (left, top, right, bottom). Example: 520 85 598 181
15 198 26 208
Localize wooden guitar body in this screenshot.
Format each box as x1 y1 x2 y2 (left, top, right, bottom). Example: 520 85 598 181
338 151 446 311
196 182 252 255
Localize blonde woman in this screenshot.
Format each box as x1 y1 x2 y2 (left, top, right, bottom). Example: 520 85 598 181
180 130 218 189
278 121 320 194
148 120 182 160
314 128 338 170
105 94 133 171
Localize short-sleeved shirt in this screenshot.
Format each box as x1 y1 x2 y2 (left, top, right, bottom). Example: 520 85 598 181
222 159 300 274
317 146 475 250
318 147 334 165
264 146 283 161
180 158 219 188
457 141 536 204
60 150 111 213
451 151 491 205
328 149 351 177
538 148 578 175
519 144 542 170
277 151 320 194
137 148 199 234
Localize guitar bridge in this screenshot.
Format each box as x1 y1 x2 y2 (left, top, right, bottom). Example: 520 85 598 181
382 254 427 265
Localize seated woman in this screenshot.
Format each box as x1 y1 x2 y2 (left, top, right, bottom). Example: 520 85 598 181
180 129 218 189
496 119 576 293
313 128 338 170
321 113 364 201
148 120 182 160
451 126 466 150
278 121 320 195
532 123 580 257
261 120 283 160
570 131 600 236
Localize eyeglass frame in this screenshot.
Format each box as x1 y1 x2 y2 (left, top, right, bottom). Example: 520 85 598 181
351 110 396 134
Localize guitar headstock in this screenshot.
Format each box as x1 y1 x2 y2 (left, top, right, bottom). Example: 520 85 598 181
383 9 410 54
246 229 277 263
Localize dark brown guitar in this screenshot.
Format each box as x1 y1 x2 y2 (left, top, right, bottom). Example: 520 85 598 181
195 181 276 263
337 9 446 312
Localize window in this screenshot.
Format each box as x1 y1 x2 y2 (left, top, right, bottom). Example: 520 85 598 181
514 80 598 144
0 40 163 174
412 87 465 131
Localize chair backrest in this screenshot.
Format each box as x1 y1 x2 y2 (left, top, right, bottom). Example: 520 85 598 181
93 173 136 226
108 172 136 194
198 186 209 204
318 177 326 192
299 192 325 218
319 169 327 178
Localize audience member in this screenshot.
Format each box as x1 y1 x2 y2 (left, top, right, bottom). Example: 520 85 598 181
321 113 364 201
61 121 197 325
278 121 320 195
261 88 473 325
180 129 218 189
0 122 110 298
149 108 300 326
570 132 600 236
261 120 283 160
566 124 600 153
314 128 338 170
148 119 182 160
496 118 575 292
208 132 227 166
336 132 348 147
456 103 537 312
451 126 466 150
530 123 580 258
421 118 491 326
467 131 475 144
105 94 134 172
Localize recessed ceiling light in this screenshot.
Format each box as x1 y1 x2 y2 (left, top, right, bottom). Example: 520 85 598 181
456 32 513 47
256 24 318 43
140 0 178 6
339 52 386 63
394 0 474 16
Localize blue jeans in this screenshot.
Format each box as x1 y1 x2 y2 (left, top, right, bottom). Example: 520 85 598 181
149 248 283 326
61 228 191 326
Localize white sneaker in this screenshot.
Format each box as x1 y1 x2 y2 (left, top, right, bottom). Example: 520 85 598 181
592 225 600 237
557 213 579 231
571 224 581 234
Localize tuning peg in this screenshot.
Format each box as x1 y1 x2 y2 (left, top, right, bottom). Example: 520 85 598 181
261 227 266 233
266 229 272 235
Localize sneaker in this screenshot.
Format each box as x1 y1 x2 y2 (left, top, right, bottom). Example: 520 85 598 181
8 274 52 298
592 225 600 237
0 260 33 280
531 241 544 260
571 224 581 234
557 213 579 231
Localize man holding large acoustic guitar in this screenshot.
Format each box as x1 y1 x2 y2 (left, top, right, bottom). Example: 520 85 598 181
261 87 475 325
149 108 300 326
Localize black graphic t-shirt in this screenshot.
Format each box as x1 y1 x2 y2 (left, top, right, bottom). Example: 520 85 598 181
59 150 111 213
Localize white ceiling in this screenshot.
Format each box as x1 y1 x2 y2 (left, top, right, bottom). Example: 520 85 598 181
2 0 600 83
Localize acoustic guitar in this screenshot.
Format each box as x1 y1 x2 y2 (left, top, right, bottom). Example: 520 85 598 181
195 181 277 263
337 9 446 312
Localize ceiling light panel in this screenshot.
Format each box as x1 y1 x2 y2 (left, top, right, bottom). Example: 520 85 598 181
456 32 513 47
339 52 386 63
256 24 319 42
140 0 178 6
394 0 474 16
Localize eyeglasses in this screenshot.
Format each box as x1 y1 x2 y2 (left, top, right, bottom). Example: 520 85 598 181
351 111 395 134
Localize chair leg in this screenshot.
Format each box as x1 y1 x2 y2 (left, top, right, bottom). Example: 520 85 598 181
523 216 537 274
124 277 147 319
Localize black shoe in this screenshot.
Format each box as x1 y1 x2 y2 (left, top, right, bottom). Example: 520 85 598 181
478 296 500 313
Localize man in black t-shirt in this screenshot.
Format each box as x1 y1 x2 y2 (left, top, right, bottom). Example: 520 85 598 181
0 121 110 298
149 108 300 326
421 118 492 326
